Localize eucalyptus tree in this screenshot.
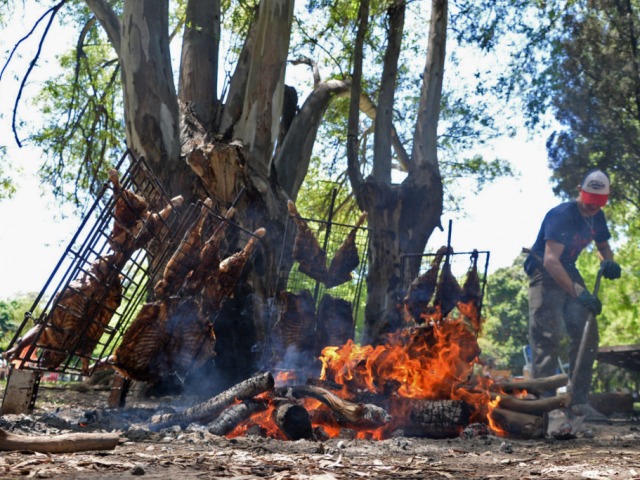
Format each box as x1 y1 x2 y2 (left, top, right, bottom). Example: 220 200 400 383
2 0 514 365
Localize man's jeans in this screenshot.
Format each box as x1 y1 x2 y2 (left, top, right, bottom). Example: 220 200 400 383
528 269 599 405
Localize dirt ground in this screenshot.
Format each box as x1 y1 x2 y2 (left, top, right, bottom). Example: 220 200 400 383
0 382 639 479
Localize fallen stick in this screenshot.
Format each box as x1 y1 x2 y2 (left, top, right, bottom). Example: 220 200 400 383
0 428 120 453
149 371 274 429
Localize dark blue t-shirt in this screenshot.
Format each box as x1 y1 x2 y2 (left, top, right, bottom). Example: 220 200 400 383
524 201 611 277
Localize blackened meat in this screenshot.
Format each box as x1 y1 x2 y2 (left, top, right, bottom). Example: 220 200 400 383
317 294 354 351
325 212 367 288
287 200 328 283
403 246 447 322
433 248 463 319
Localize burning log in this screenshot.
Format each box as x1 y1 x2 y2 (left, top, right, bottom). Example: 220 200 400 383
393 399 471 439
491 392 571 415
207 400 267 436
288 200 328 283
491 373 569 396
0 428 120 453
275 385 391 429
273 403 314 440
490 407 544 439
149 371 275 429
325 211 368 288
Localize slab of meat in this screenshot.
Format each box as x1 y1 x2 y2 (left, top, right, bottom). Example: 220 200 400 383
433 247 463 320
154 198 213 299
403 246 447 322
272 289 318 359
5 253 123 374
165 297 217 375
325 212 367 288
105 300 173 382
132 195 184 250
107 169 150 252
202 227 266 316
317 294 354 351
459 250 482 332
182 207 236 296
287 200 328 283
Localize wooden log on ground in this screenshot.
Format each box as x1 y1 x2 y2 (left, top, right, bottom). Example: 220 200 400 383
275 385 391 428
491 392 571 415
491 373 568 395
490 407 544 439
149 371 274 429
0 428 120 453
207 400 267 436
273 403 314 440
394 399 471 439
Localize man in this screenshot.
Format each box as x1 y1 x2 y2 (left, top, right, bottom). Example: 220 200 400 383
524 169 621 421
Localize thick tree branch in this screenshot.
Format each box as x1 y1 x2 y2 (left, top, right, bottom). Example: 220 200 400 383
372 0 406 182
346 0 369 201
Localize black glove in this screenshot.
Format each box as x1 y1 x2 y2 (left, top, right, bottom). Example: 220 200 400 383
577 289 602 315
600 260 621 280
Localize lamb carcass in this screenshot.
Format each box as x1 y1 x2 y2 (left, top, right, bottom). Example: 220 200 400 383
403 246 447 322
287 200 328 283
107 169 150 252
325 212 368 288
433 247 463 320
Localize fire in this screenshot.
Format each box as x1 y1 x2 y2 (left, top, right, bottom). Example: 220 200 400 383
319 319 480 401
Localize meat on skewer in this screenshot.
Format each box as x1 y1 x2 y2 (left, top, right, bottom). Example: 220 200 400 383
459 250 482 332
202 227 266 316
154 198 213 299
182 207 236 296
133 195 184 249
287 200 328 283
107 169 150 252
325 212 368 288
403 246 447 322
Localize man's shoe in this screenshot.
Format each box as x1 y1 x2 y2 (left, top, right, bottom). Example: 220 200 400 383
570 403 609 422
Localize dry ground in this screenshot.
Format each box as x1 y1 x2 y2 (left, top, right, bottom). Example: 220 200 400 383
0 382 639 479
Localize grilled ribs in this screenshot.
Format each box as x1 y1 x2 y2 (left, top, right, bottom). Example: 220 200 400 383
287 200 328 283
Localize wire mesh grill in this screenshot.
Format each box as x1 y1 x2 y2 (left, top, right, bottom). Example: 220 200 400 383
5 151 263 380
400 248 490 328
264 209 370 378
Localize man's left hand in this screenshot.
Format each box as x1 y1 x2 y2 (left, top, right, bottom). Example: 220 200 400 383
600 260 621 280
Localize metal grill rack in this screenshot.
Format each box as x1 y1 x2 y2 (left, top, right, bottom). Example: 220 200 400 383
4 151 262 382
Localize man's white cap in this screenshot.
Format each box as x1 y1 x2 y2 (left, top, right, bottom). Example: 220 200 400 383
581 169 610 195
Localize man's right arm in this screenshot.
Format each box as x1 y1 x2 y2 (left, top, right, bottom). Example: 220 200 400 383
543 240 579 297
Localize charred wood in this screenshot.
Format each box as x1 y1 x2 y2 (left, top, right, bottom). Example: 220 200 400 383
273 403 314 440
149 371 275 429
207 400 267 436
392 399 471 439
490 407 544 439
275 384 390 429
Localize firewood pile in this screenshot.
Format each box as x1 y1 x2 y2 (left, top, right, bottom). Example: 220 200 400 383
3 151 265 391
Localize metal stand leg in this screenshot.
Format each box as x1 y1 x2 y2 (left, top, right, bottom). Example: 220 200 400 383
1 368 41 414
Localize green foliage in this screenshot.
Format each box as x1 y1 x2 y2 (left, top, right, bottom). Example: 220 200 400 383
0 293 39 352
478 254 529 373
